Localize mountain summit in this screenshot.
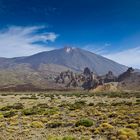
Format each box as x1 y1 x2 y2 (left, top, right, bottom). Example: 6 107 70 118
64 47 75 53
0 47 129 89
0 47 127 75
14 47 127 75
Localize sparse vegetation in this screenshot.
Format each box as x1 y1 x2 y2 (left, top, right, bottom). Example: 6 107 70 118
0 91 139 140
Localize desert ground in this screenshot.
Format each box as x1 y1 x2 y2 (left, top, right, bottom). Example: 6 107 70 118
0 91 139 140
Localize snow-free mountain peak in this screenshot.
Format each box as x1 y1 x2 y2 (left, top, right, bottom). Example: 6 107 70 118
3 47 127 75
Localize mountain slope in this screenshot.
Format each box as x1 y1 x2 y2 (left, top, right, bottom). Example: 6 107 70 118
15 47 127 75
0 47 129 89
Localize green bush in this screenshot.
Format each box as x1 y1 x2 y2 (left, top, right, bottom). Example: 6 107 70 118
20 95 38 100
37 103 49 108
12 103 24 109
75 118 93 127
0 103 24 111
3 111 16 118
44 107 59 115
22 107 45 115
22 108 36 115
62 136 76 140
0 105 13 111
47 136 76 140
69 100 86 110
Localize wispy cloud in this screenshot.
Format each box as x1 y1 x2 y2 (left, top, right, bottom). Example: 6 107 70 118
83 44 140 69
83 43 110 54
0 26 58 58
103 47 140 68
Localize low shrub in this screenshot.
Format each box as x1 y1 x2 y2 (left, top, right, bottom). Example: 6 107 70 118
0 103 24 111
62 136 76 140
47 136 76 140
0 112 4 119
0 105 13 111
3 111 16 118
88 103 94 106
46 121 62 128
75 118 93 127
12 103 24 109
108 112 118 118
126 123 138 129
44 107 59 115
36 103 49 108
20 95 38 100
69 100 86 110
100 123 114 129
118 128 138 140
31 121 44 128
22 107 45 115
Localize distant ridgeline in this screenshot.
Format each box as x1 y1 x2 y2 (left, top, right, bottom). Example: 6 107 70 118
0 47 139 91
0 66 139 91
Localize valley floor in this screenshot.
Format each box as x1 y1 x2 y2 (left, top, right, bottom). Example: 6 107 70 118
0 91 139 140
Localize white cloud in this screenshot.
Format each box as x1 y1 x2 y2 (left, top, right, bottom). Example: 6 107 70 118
103 47 140 68
83 43 111 55
83 44 140 69
0 26 58 58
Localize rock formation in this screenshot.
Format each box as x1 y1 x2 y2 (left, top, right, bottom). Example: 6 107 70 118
118 67 134 82
55 67 102 90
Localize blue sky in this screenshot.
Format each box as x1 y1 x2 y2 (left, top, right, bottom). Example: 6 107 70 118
0 0 140 68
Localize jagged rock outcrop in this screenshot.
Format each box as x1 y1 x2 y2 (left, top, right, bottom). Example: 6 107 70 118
55 70 83 88
104 71 117 83
55 67 103 90
118 67 140 91
118 67 134 82
83 67 91 76
82 68 101 90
